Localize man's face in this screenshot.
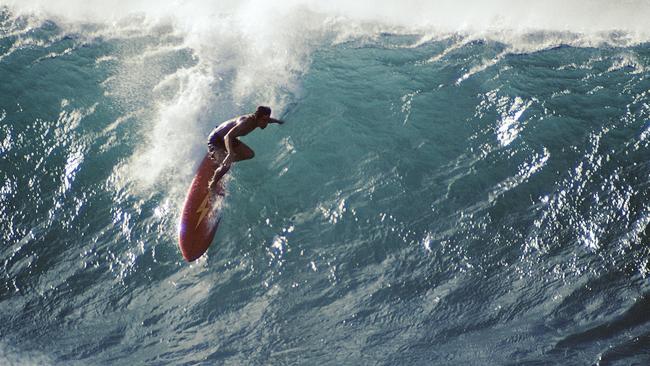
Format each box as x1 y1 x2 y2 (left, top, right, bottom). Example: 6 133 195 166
259 114 270 129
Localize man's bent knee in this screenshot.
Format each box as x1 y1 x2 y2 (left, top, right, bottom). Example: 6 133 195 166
238 151 254 161
232 149 254 162
238 146 254 161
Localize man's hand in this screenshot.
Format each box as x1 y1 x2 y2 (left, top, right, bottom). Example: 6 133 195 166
270 118 285 125
221 153 234 167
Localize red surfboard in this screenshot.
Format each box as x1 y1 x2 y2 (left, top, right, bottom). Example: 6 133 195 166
178 151 228 261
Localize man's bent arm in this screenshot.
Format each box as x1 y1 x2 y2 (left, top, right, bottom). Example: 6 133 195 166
224 131 235 157
223 119 251 163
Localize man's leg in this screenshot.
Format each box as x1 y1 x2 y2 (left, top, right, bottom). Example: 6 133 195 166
230 140 255 162
207 142 227 190
208 143 225 162
208 140 255 190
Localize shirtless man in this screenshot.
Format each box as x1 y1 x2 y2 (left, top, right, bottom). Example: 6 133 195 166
207 106 284 189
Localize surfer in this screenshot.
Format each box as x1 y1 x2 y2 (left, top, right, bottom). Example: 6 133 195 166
207 106 284 189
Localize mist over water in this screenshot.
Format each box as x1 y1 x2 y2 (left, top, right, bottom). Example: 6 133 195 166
1 1 650 365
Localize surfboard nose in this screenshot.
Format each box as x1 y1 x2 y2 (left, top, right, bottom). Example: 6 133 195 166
180 247 201 262
178 219 210 262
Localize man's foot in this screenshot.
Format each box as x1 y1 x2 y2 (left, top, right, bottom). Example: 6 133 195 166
208 165 230 191
214 164 229 179
208 181 225 196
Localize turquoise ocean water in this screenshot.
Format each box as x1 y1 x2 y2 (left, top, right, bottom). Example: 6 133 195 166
1 1 650 364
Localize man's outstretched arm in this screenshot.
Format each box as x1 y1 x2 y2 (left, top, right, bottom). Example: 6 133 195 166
269 118 285 124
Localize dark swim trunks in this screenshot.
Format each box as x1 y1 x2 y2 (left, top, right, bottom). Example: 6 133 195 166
207 119 240 160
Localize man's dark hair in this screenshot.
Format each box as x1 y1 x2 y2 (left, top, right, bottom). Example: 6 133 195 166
255 106 272 117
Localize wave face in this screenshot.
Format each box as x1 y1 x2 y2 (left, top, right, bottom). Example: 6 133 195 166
1 2 650 364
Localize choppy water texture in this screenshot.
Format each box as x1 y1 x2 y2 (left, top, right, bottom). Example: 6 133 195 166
1 3 650 365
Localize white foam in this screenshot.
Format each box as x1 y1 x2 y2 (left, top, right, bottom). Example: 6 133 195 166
6 1 650 46
496 97 532 147
0 342 53 366
126 66 215 192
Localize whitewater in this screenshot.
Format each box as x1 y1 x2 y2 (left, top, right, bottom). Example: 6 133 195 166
1 1 649 364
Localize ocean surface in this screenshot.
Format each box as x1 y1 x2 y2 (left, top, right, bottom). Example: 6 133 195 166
1 1 650 365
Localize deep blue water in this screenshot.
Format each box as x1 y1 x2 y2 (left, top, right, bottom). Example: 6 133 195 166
1 6 650 365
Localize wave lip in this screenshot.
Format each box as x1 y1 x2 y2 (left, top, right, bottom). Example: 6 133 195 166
4 0 650 36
